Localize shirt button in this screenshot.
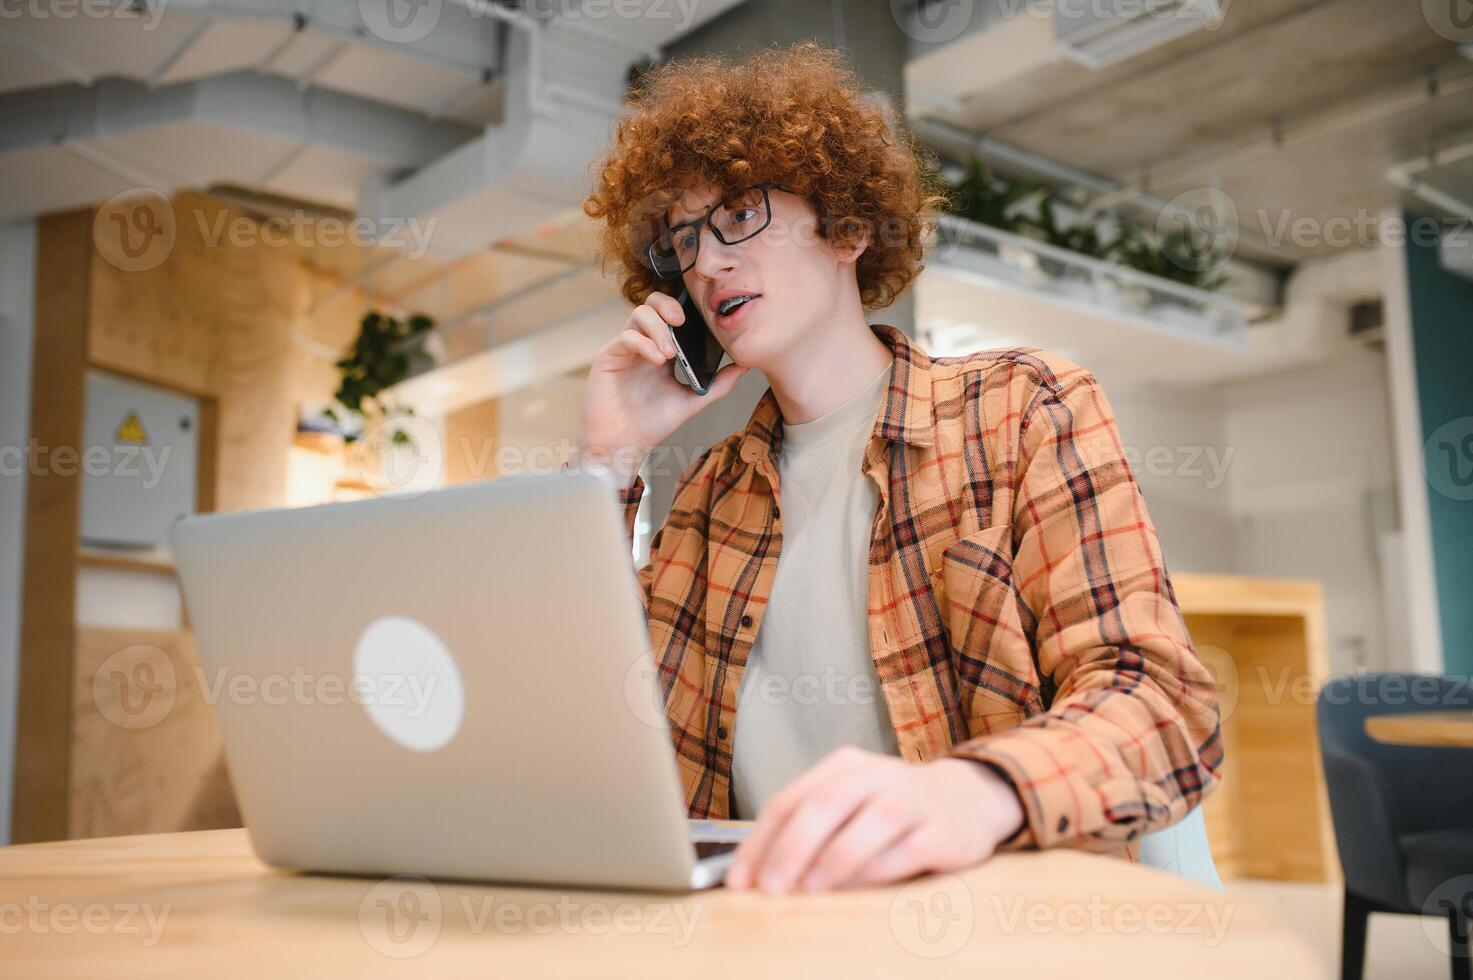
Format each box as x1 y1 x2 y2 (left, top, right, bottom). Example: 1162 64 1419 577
740 614 753 629
717 725 729 740
1057 816 1070 834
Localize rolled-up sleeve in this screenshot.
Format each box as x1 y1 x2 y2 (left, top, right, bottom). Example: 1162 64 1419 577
948 375 1223 852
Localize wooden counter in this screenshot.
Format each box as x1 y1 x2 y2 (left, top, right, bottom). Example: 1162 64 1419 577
0 828 1317 978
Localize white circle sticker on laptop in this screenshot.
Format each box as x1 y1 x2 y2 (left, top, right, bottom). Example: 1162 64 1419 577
352 616 465 752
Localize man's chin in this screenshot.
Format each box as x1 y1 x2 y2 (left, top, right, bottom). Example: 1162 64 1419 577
726 328 794 378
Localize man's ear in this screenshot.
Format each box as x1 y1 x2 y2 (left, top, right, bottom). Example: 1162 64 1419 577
833 225 869 265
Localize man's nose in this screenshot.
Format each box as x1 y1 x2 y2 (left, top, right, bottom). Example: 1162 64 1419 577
692 224 738 279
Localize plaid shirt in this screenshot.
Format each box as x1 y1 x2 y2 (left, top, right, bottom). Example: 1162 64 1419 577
618 324 1222 855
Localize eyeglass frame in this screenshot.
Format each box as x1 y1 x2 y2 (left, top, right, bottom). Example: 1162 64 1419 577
646 183 795 279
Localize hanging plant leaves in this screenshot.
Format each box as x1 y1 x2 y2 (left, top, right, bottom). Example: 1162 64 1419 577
330 308 437 447
949 157 1040 235
945 160 1228 292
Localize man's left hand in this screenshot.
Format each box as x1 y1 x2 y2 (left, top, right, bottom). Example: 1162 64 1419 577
724 746 1026 893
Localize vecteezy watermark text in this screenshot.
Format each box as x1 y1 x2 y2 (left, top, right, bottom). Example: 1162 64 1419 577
194 210 437 260
0 440 172 488
357 875 704 959
0 898 171 947
0 0 168 30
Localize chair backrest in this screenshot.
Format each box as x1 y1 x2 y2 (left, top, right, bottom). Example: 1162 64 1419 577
1316 672 1473 908
1139 806 1223 891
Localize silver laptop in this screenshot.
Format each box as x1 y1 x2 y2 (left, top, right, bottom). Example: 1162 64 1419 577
172 470 742 891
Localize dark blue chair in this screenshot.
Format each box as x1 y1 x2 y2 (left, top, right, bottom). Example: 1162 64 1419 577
1317 673 1473 980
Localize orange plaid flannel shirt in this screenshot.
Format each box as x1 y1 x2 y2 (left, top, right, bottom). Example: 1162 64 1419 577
617 324 1222 855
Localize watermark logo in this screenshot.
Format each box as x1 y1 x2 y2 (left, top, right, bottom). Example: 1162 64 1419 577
94 189 175 273
624 655 669 730
359 0 442 43
1254 210 1460 251
0 0 168 30
93 644 176 730
0 898 171 946
351 414 445 501
521 0 703 31
0 439 172 487
889 873 974 958
892 0 976 43
356 877 705 957
1156 187 1238 276
193 209 437 259
988 893 1236 945
94 658 452 733
1424 417 1473 501
1196 644 1240 724
359 875 442 958
1419 875 1473 956
1423 0 1473 42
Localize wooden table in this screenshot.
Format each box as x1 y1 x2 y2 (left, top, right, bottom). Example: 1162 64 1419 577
0 829 1314 978
1365 711 1473 748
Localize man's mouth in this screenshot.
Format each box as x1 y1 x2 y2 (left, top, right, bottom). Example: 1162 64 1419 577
716 293 760 317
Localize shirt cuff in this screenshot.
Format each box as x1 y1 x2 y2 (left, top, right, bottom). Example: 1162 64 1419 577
948 728 1097 851
619 475 645 539
618 475 646 508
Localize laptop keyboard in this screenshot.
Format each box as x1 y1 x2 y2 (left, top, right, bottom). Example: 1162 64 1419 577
693 841 739 860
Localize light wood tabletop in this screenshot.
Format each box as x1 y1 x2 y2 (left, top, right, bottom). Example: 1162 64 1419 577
1365 711 1473 749
0 828 1314 978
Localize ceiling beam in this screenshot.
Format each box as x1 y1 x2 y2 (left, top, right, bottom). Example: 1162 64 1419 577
1129 59 1473 191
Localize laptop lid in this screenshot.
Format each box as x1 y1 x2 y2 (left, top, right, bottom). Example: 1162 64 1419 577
172 471 698 890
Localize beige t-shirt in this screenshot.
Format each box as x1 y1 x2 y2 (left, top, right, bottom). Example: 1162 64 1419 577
730 359 901 819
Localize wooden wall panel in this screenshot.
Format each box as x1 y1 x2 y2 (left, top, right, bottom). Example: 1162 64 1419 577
87 191 314 514
207 222 304 513
69 629 238 839
12 209 91 843
17 191 327 841
88 192 219 396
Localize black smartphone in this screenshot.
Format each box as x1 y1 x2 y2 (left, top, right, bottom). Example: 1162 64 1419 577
665 287 726 396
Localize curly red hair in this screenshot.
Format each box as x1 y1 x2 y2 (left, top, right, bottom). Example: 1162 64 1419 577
583 42 947 311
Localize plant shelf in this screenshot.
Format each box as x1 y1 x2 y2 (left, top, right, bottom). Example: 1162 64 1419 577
932 215 1247 351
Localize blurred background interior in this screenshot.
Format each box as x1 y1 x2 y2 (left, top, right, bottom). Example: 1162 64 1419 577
1 1 1471 976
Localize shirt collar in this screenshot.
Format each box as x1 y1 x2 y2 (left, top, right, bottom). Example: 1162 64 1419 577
737 324 936 465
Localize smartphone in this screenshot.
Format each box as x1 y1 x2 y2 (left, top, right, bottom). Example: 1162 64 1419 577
665 287 726 396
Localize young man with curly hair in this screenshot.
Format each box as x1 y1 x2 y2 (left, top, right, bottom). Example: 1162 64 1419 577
577 43 1222 894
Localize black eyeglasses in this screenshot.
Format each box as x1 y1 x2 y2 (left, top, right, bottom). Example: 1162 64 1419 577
646 183 792 279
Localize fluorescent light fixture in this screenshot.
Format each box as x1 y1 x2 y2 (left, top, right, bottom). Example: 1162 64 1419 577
1055 0 1223 70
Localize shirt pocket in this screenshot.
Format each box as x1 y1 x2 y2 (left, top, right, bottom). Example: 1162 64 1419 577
937 524 1042 728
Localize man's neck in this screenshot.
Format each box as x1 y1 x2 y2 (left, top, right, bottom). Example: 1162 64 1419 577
765 296 893 425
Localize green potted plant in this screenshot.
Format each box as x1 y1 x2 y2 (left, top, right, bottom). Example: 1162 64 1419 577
323 310 439 446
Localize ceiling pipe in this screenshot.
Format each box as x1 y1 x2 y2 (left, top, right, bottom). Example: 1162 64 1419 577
152 0 505 83
1136 60 1473 192
1386 140 1473 224
0 29 94 85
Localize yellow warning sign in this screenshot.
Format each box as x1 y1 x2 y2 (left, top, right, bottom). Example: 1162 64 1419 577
115 411 148 446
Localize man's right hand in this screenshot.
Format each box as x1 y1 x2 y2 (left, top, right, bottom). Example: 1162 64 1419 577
577 290 750 489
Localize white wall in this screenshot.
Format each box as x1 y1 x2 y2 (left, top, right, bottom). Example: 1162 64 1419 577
1219 345 1401 674
1095 374 1237 575
0 218 37 846
495 373 588 479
